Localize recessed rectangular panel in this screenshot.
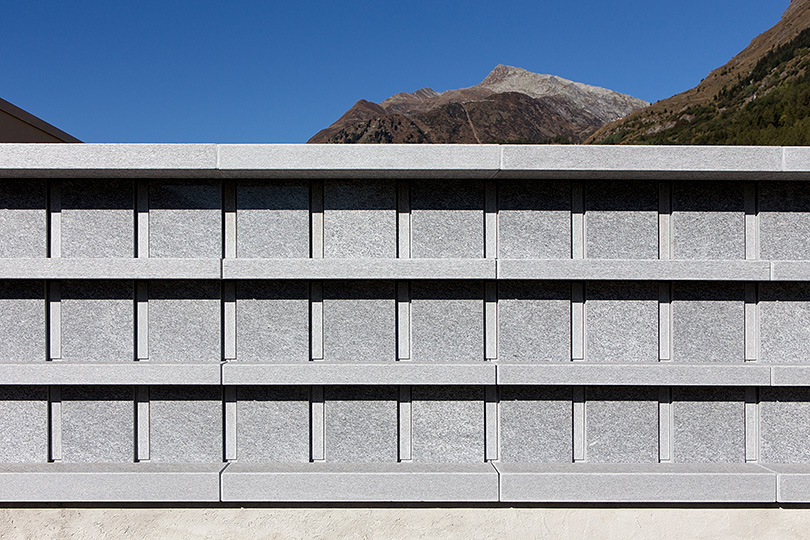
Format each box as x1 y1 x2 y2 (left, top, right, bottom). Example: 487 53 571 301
585 181 658 259
61 281 134 362
760 182 810 260
236 281 309 363
760 283 810 363
499 386 572 463
148 281 220 362
672 283 745 363
760 388 810 463
411 386 484 463
585 281 658 363
236 181 309 258
149 181 221 258
411 180 483 258
61 386 133 463
61 180 134 258
324 180 396 258
323 281 396 363
672 387 745 463
672 182 745 260
585 387 658 463
150 386 222 463
0 282 45 362
0 387 48 462
411 281 483 363
498 281 570 362
324 386 398 462
498 181 570 259
236 386 310 462
0 180 46 258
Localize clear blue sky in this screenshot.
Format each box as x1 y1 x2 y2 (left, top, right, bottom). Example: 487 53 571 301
1 0 789 143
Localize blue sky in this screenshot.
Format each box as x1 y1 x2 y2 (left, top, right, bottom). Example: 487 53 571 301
1 0 789 143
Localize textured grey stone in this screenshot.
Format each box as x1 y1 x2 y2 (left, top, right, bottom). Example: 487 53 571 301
0 282 45 362
672 182 745 260
236 281 309 362
149 386 222 463
760 283 810 363
585 282 658 363
324 180 396 258
323 281 395 363
672 387 745 463
236 386 310 463
766 464 810 502
224 258 495 280
412 386 484 463
498 281 570 362
672 283 745 363
149 181 221 258
61 180 134 258
498 181 570 259
585 181 657 259
760 388 810 463
0 180 46 257
236 181 309 258
586 387 658 463
0 259 220 280
0 387 48 462
61 281 134 362
0 363 220 385
770 262 810 281
497 259 770 281
411 281 483 363
149 281 220 362
61 386 133 463
411 180 483 258
760 182 810 260
499 386 572 463
324 386 398 462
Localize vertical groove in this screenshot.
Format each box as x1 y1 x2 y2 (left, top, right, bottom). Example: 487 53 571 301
659 282 673 361
48 281 61 361
136 386 150 462
485 281 498 361
311 385 325 462
745 387 760 463
659 182 672 260
485 385 499 461
658 387 674 463
485 180 497 259
573 386 586 462
223 180 237 259
136 281 149 360
311 181 324 259
49 386 62 462
397 181 411 259
571 182 584 260
136 181 149 258
571 283 585 361
310 282 324 361
745 283 759 362
224 386 237 462
49 181 61 259
745 182 759 260
397 282 411 361
398 385 412 462
223 282 236 360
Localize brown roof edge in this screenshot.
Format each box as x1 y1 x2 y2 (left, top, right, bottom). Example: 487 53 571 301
0 97 82 143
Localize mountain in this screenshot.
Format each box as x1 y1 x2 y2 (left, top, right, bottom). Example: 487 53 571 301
587 0 810 145
309 65 649 144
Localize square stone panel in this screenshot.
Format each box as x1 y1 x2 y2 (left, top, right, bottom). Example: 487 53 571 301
149 281 220 362
760 182 810 260
323 281 395 363
499 180 571 259
236 386 310 463
61 281 134 362
324 386 398 462
411 281 483 363
585 281 658 363
500 386 572 463
61 386 134 463
760 283 810 363
0 281 45 362
672 387 745 463
61 180 134 258
237 181 309 258
0 180 46 258
585 181 658 260
760 388 810 463
149 181 221 258
324 180 396 259
0 387 48 462
498 281 570 362
412 386 484 463
672 283 745 363
236 281 309 363
411 180 483 258
150 386 222 463
672 182 745 260
586 387 658 463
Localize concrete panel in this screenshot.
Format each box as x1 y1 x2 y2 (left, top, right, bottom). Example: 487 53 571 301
499 386 572 463
672 387 745 463
149 386 222 463
149 181 221 258
324 386 398 462
760 388 810 463
61 281 134 362
236 281 309 363
61 180 134 258
760 182 810 260
498 180 570 259
411 281 483 363
760 283 810 363
0 387 48 462
0 281 45 362
324 180 396 258
411 180 483 258
323 281 396 363
236 181 309 258
498 281 570 362
767 464 810 502
61 386 133 463
225 258 495 280
236 386 310 463
585 282 658 363
149 281 220 362
0 180 46 257
412 386 484 463
586 387 658 463
498 259 770 281
585 181 657 259
672 283 745 363
672 182 745 260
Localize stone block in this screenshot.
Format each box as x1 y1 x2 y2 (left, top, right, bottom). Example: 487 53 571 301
0 180 46 258
411 386 484 463
498 281 570 362
498 180 570 259
324 180 396 258
236 281 309 363
585 181 657 259
149 181 221 258
236 386 310 462
148 281 220 362
585 281 658 363
672 283 745 363
61 281 134 362
0 281 45 362
411 281 483 363
585 387 658 463
61 386 134 463
411 180 483 258
0 387 48 462
760 388 810 463
672 387 745 463
499 386 572 463
236 181 309 258
672 182 745 260
149 386 222 463
323 281 396 363
760 283 810 363
760 182 810 260
324 386 398 462
61 180 134 258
